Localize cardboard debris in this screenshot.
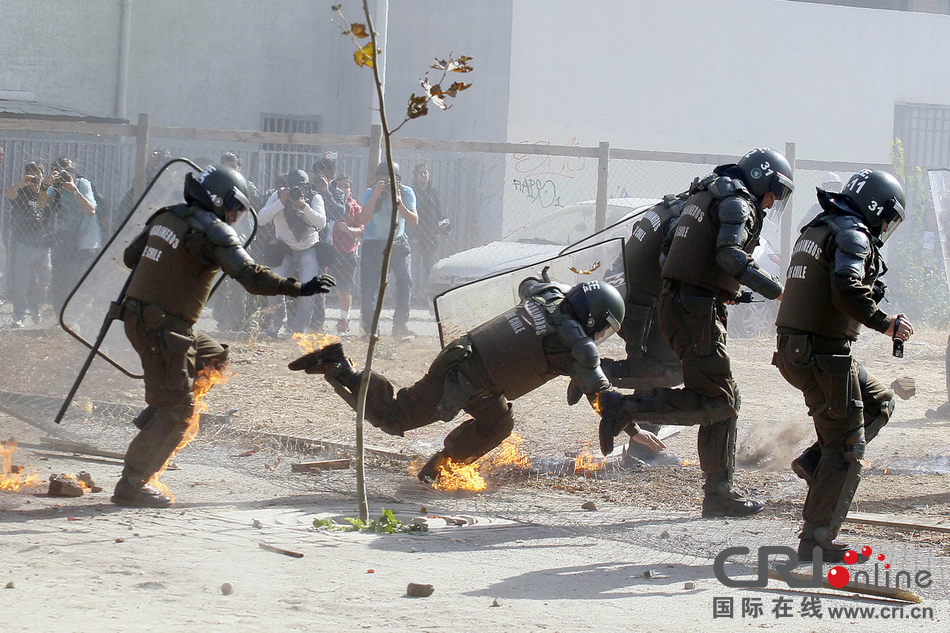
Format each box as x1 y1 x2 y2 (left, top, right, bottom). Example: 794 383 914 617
291 459 352 473
891 376 916 400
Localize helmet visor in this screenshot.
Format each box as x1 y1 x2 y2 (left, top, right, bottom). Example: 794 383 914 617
770 172 795 200
767 195 790 224
878 198 905 244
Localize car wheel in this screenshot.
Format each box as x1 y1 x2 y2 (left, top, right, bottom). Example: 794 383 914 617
728 301 778 338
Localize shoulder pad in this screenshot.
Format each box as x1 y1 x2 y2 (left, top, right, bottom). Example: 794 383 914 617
824 213 867 235
707 176 752 200
186 209 242 248
689 173 718 194
835 227 870 259
716 196 752 224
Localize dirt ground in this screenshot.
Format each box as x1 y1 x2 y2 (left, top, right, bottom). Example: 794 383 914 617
2 318 950 630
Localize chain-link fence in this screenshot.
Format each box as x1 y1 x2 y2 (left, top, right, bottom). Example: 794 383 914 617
0 118 938 334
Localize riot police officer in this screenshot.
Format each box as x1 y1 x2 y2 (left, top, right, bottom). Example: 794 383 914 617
599 147 794 517
113 164 335 507
774 169 911 562
290 277 665 481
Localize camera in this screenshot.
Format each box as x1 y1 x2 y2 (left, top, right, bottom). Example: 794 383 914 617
288 185 306 202
52 171 71 188
26 174 41 184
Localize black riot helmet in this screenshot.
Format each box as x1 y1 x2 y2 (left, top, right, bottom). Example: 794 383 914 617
375 161 401 182
184 164 253 221
737 147 795 221
840 169 906 243
562 280 625 339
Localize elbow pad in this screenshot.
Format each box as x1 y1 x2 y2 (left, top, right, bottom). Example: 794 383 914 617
571 335 600 370
737 262 783 300
715 245 751 278
218 244 256 277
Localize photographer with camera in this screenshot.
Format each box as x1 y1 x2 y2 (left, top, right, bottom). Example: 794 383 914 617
46 156 100 313
258 169 327 336
4 161 51 327
360 161 418 338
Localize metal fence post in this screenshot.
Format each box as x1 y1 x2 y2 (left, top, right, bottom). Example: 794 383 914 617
133 113 150 199
595 141 609 232
780 141 796 281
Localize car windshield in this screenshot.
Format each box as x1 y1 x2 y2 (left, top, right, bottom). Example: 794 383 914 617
504 199 657 246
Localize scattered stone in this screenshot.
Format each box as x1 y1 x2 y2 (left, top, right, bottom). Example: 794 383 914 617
491 598 501 607
48 474 84 497
115 538 125 543
221 582 234 595
660 530 670 539
406 582 435 597
581 501 597 511
10 465 23 475
684 582 696 590
419 506 428 514
5 581 14 589
77 471 102 493
643 570 655 579
891 376 916 400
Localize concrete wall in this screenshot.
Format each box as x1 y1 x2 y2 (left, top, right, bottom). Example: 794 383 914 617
507 0 950 162
0 0 510 141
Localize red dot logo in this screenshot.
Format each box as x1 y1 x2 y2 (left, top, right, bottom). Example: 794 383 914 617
878 554 886 562
843 550 858 565
885 564 890 569
828 566 850 588
862 546 873 557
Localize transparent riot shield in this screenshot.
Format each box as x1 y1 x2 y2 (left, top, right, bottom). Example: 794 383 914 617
928 169 950 296
434 238 626 347
60 159 257 378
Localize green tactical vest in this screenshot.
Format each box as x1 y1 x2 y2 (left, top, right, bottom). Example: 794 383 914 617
126 210 218 323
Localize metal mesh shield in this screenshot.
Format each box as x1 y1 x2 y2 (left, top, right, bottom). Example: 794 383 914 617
59 159 257 377
433 238 626 346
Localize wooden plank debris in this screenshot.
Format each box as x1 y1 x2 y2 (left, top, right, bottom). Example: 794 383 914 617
768 569 921 604
845 512 950 535
259 543 304 558
291 459 352 473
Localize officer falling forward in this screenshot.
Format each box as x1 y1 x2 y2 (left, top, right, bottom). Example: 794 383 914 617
113 165 335 507
597 147 794 518
289 276 665 481
774 170 911 562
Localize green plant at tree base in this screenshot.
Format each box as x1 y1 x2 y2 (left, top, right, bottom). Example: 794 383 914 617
314 508 428 534
887 138 950 327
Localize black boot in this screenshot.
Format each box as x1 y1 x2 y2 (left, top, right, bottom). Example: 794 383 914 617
288 342 347 373
798 523 867 563
791 444 821 485
417 451 449 483
111 476 172 508
702 473 763 518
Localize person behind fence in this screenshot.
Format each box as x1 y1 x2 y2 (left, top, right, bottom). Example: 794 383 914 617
774 170 911 562
329 174 364 335
360 161 417 338
259 169 327 337
289 276 665 482
409 163 451 303
309 157 345 331
597 147 794 518
46 156 100 312
4 161 52 327
112 164 335 507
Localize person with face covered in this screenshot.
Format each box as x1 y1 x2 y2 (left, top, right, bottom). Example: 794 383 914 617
598 147 794 518
259 169 327 336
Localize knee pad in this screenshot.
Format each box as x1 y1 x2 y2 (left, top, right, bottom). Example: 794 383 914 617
443 404 514 463
864 394 894 443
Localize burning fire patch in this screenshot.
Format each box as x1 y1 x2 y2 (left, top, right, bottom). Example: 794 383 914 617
425 435 532 492
293 332 341 353
0 441 42 491
148 364 231 499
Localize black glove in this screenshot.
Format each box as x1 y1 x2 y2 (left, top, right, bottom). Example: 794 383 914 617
595 390 627 456
566 378 583 406
300 274 336 296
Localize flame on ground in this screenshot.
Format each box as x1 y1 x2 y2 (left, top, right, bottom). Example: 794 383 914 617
293 332 341 353
574 446 607 476
680 459 698 467
428 435 532 492
0 441 42 492
148 365 231 500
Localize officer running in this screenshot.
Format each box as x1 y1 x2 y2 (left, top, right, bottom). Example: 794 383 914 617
290 276 665 481
598 147 794 517
774 169 911 562
113 164 335 507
